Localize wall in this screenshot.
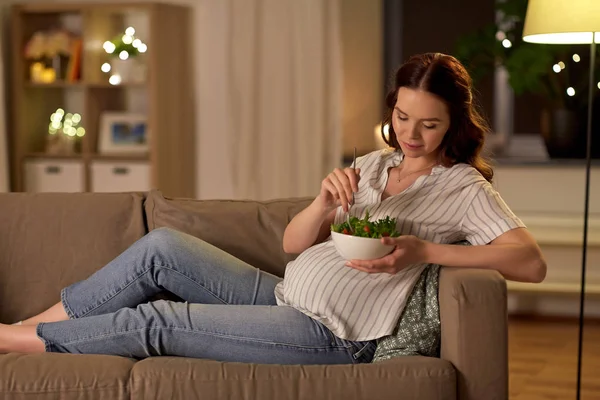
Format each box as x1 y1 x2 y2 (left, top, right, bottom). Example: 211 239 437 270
340 0 383 158
494 164 600 317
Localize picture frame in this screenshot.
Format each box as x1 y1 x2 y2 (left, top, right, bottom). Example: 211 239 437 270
98 112 149 154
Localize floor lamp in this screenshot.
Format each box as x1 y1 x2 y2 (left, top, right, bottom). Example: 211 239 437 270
522 1 600 398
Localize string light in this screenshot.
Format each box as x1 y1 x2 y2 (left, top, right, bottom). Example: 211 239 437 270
103 41 116 54
109 74 122 85
567 87 575 96
573 54 581 62
47 108 85 137
104 27 148 59
553 64 561 73
502 39 512 48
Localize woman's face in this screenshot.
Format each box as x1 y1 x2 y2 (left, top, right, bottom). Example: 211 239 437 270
392 87 450 161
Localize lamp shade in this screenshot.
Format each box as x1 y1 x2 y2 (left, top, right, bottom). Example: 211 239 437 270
523 0 600 44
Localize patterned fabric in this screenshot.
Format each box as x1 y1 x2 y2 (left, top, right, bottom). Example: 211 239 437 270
372 264 441 361
372 241 470 362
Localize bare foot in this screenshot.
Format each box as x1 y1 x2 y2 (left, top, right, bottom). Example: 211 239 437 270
0 323 46 353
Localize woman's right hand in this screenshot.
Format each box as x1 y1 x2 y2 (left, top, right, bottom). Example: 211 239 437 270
317 167 361 213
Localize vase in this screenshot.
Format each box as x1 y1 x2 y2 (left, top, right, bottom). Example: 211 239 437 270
45 133 80 155
540 108 586 159
110 58 146 84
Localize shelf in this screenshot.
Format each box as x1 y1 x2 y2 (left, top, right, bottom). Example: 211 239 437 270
88 153 149 161
23 152 83 160
507 281 600 297
17 2 151 13
87 82 147 89
24 81 85 88
23 81 147 89
23 152 149 162
12 2 195 198
17 3 82 13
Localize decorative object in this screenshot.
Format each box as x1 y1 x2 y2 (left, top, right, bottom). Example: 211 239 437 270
45 108 85 154
24 29 82 83
455 0 600 159
522 1 600 398
98 112 148 154
101 26 148 84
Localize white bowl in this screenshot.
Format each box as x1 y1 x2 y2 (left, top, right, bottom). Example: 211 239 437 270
330 231 395 260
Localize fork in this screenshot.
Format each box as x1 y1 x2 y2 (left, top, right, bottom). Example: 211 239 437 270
346 147 357 232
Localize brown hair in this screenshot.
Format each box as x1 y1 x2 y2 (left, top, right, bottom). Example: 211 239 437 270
381 52 494 182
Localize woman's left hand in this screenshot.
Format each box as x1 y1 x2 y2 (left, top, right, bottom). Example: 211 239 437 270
345 235 428 274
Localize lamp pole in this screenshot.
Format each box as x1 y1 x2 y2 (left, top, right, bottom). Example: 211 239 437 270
577 38 596 400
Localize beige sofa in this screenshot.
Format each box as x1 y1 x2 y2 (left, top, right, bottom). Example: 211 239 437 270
0 190 508 400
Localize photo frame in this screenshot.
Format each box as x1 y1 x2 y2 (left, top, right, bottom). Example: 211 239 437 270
98 112 149 154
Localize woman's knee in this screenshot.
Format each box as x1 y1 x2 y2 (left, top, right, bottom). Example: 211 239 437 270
141 227 204 261
144 227 184 249
134 299 188 326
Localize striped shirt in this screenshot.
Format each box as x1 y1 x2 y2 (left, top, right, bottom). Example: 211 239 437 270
274 149 525 341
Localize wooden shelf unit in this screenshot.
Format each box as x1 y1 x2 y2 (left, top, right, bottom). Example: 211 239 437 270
9 2 195 198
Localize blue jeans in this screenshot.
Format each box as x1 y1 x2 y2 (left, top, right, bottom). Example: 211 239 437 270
36 228 376 364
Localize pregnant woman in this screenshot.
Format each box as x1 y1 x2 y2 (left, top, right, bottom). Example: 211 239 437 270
0 53 546 363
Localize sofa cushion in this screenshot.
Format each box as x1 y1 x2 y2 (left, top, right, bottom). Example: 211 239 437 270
129 356 456 400
0 353 134 400
144 190 312 277
0 192 147 324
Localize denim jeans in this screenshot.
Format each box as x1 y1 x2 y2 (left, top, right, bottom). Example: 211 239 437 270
36 228 376 364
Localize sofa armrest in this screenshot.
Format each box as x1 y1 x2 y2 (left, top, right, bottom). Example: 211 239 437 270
439 267 508 400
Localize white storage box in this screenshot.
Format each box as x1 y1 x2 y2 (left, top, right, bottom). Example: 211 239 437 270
90 161 151 192
24 159 85 192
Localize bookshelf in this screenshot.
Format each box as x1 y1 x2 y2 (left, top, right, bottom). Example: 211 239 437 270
9 2 195 198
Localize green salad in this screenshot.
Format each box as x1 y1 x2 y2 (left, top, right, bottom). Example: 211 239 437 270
331 210 400 238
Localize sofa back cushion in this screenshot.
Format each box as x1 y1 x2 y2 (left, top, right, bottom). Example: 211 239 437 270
0 192 147 323
145 190 313 277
